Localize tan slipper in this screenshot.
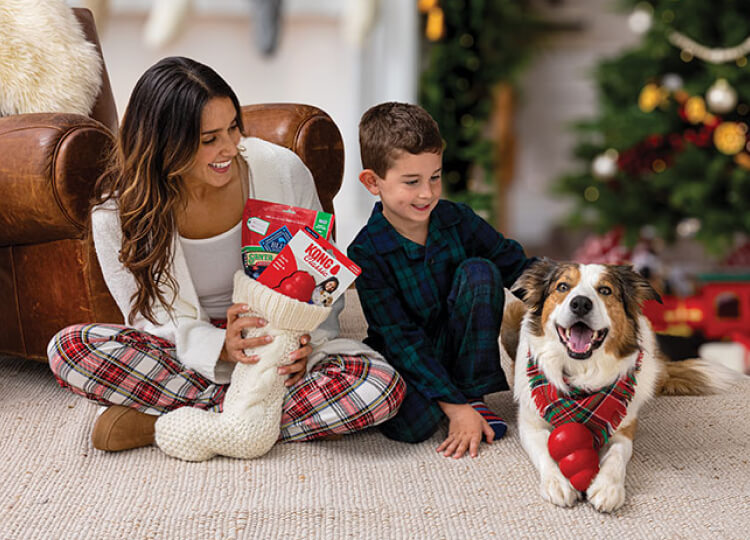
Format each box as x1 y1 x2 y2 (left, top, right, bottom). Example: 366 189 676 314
91 405 158 451
317 433 344 441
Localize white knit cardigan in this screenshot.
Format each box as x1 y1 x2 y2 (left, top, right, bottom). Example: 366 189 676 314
91 137 377 384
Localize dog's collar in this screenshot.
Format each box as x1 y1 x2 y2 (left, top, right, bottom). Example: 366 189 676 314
526 350 643 449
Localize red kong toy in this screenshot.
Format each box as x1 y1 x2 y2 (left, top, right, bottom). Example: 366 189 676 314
272 271 316 303
547 423 600 492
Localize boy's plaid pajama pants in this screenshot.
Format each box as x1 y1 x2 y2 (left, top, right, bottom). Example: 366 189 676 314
378 258 510 443
48 324 405 442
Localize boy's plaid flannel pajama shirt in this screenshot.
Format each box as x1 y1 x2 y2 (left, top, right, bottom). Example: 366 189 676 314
348 200 535 443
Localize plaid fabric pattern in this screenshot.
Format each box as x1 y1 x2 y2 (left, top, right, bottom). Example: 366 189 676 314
209 318 228 329
49 324 226 414
280 354 405 441
442 259 509 396
348 200 533 406
48 324 405 441
526 350 643 448
376 260 509 443
378 384 445 443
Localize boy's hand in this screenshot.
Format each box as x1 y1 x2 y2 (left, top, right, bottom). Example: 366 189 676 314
436 402 495 459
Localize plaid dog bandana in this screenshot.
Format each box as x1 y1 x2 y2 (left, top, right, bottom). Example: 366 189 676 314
526 350 642 449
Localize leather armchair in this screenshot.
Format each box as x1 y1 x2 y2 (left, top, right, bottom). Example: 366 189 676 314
0 9 344 362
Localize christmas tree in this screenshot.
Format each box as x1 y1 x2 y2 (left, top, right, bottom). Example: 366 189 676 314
555 0 750 256
418 0 537 219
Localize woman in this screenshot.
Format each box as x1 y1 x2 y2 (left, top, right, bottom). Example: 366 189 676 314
311 277 339 307
47 56 405 452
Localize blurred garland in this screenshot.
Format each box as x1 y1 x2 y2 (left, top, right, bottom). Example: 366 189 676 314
417 0 538 219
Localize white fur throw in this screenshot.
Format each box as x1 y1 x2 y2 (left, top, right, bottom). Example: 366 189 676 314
0 0 102 116
154 272 331 462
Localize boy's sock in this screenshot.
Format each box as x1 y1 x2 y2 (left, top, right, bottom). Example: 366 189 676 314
469 399 507 440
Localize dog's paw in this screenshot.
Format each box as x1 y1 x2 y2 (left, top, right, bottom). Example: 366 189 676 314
540 470 580 507
586 473 626 513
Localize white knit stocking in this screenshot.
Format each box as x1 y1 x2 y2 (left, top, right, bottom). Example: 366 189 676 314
154 271 330 461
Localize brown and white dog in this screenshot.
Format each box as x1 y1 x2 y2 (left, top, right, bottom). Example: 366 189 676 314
501 260 733 513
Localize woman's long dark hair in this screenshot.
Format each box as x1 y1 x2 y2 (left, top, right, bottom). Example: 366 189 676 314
93 56 245 324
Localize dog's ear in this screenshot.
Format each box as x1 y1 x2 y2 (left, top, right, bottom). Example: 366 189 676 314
612 264 663 320
512 258 559 314
615 265 662 304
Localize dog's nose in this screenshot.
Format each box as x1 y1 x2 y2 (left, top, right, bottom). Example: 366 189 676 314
570 295 593 317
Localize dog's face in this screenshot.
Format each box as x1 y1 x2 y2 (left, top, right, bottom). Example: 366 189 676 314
514 260 661 360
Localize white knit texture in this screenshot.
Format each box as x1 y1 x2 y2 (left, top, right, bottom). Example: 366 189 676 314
155 272 330 461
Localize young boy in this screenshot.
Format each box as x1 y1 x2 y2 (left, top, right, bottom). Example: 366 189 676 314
347 102 535 459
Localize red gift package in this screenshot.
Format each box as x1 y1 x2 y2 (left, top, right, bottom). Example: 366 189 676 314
257 228 361 305
242 198 334 279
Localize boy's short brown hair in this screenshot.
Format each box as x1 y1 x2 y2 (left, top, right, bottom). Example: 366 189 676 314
359 102 443 178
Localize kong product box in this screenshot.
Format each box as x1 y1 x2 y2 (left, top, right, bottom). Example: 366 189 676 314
257 227 361 306
242 198 334 279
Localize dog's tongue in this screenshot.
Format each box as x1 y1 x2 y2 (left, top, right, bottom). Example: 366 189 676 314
569 323 594 352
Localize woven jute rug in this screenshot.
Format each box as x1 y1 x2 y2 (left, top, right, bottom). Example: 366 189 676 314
2 293 748 539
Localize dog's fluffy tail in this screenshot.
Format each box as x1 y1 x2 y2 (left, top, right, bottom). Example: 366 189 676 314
658 357 736 396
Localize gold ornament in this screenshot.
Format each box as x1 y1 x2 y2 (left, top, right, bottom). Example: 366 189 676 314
673 89 690 104
425 6 444 41
713 122 747 155
639 83 668 112
418 0 438 12
684 96 707 124
734 151 750 170
584 186 600 202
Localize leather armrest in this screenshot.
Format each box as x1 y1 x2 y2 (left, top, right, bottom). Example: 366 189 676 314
240 104 344 215
0 113 114 246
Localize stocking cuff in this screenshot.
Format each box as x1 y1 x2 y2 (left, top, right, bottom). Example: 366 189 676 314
232 271 331 332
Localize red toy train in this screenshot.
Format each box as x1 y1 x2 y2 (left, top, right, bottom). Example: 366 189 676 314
641 274 750 371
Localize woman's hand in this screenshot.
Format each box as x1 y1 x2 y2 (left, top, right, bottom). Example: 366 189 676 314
221 303 272 365
222 304 312 387
278 334 312 387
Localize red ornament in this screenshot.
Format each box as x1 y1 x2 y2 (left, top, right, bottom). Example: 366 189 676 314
724 241 750 267
646 134 663 148
668 133 684 151
678 104 688 122
704 115 722 129
696 125 714 147
572 228 633 265
548 423 600 492
273 270 316 302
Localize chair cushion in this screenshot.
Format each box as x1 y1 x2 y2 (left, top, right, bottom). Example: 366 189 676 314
0 0 102 116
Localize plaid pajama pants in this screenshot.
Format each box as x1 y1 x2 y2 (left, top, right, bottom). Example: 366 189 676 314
48 324 405 442
379 258 509 443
